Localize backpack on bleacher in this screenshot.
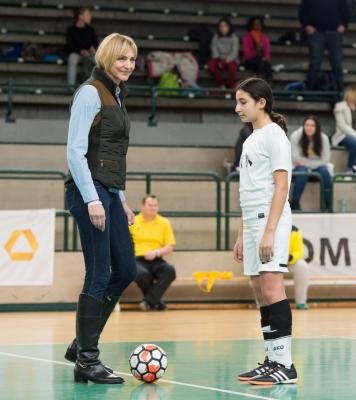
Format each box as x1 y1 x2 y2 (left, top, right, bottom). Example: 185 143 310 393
157 72 180 96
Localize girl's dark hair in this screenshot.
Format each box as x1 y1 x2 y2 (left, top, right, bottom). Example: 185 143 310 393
247 16 265 31
236 77 288 134
217 17 233 36
299 115 322 157
73 7 91 22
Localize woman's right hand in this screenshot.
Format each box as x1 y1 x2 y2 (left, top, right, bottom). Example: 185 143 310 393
233 238 243 262
88 202 106 231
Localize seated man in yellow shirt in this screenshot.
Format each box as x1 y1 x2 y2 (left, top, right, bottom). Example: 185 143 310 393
129 195 176 311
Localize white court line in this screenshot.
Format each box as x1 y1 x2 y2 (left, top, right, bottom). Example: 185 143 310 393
0 351 277 400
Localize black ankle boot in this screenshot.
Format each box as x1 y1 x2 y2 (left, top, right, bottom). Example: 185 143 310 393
74 293 124 384
65 295 120 370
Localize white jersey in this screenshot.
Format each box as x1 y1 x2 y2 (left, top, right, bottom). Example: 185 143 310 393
239 122 292 220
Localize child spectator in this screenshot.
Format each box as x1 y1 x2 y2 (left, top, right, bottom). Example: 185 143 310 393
208 18 239 89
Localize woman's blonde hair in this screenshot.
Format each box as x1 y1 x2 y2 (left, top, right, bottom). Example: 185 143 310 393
344 85 356 105
95 33 138 71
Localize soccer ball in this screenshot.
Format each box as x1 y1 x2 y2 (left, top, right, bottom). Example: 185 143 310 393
129 343 168 383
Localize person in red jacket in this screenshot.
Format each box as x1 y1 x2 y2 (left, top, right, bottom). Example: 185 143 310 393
242 17 272 83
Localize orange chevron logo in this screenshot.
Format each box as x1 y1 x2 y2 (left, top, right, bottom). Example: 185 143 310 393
4 230 39 261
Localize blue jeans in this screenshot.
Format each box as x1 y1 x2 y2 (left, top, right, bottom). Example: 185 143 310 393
292 165 331 209
307 31 344 91
65 181 137 301
338 134 356 169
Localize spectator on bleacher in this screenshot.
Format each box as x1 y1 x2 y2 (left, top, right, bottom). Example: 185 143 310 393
290 115 331 211
208 18 239 89
332 85 356 172
231 123 253 171
242 17 272 83
66 7 98 86
299 0 349 91
288 225 310 310
64 33 138 384
130 195 176 311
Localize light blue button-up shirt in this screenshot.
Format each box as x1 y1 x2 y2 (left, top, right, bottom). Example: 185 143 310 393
67 84 125 204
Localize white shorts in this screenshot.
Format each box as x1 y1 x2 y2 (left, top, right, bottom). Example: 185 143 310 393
243 212 292 276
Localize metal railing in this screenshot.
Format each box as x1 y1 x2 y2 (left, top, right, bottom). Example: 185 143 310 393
332 173 356 212
0 168 334 251
0 169 67 208
0 80 340 125
71 171 222 251
223 170 325 250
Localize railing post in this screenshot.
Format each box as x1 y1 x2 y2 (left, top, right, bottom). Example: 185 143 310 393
72 219 78 251
318 172 325 212
5 80 16 123
148 86 157 126
146 173 152 194
63 212 69 252
216 175 221 251
225 177 230 250
224 172 239 250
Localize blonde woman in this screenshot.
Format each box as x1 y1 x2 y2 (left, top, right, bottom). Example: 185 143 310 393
64 33 138 384
332 85 356 171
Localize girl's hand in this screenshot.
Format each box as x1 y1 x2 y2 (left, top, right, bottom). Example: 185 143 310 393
259 230 274 264
233 238 243 262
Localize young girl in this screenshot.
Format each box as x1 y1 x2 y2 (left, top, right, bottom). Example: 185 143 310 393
290 115 331 211
208 17 239 89
233 77 297 385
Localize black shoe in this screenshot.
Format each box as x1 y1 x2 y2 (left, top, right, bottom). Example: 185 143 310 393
290 200 301 211
65 295 119 371
238 357 273 381
154 300 167 311
64 339 114 373
140 299 168 311
64 339 78 363
139 300 152 311
74 293 123 384
74 361 124 384
248 362 297 385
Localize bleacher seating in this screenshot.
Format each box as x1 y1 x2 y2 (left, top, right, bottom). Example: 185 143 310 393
0 0 355 123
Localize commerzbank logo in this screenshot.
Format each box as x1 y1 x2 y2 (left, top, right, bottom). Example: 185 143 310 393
4 230 39 261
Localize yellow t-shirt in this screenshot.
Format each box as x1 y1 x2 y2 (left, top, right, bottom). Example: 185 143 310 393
129 213 176 257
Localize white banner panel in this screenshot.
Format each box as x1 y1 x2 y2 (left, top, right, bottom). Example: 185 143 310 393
0 209 55 285
293 214 356 276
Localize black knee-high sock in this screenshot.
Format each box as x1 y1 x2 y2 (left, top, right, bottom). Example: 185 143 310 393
260 305 271 357
265 299 293 367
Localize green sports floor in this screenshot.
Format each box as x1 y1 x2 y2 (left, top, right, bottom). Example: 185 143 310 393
0 338 355 400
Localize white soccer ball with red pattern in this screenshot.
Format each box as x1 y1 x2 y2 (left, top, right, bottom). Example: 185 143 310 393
129 343 168 383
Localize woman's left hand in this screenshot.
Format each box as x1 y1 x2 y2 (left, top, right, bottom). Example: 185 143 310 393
122 202 135 225
259 229 275 264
